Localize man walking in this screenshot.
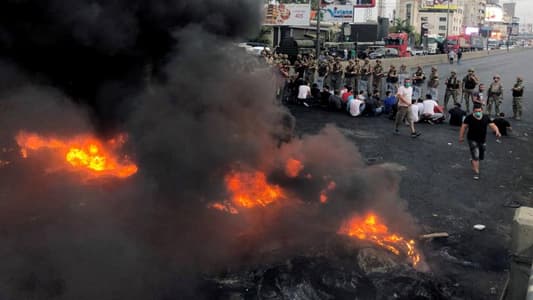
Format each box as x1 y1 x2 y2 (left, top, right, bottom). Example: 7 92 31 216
394 79 421 138
512 76 524 120
459 104 501 180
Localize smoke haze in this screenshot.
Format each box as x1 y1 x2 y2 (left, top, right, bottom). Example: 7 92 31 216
0 1 417 299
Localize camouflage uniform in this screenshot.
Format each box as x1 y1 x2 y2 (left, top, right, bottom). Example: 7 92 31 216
512 77 524 120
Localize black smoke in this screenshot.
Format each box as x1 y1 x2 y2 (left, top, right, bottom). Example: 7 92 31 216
0 1 419 299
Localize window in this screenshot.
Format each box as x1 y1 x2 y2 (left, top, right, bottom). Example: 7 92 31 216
439 26 447 30
421 16 428 21
439 17 447 22
406 4 412 24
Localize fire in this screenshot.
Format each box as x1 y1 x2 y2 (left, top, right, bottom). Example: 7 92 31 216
338 213 421 266
225 170 284 208
15 131 138 179
285 158 304 178
209 168 288 214
319 180 336 203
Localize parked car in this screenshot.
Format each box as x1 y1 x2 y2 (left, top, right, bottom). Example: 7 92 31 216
407 47 427 56
368 47 399 59
238 42 270 56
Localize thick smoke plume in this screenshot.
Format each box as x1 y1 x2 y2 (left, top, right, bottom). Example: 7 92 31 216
0 1 417 299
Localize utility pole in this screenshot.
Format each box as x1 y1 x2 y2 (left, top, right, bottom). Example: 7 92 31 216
316 7 321 59
446 0 451 39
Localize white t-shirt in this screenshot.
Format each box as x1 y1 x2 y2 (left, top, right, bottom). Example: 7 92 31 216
417 102 424 115
298 85 311 99
396 86 413 107
410 104 419 122
348 99 364 117
423 99 438 115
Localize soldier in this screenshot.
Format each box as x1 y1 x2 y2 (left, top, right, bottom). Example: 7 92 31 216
512 77 524 120
385 65 399 95
412 65 426 101
305 53 317 85
353 58 361 93
344 59 356 90
427 66 440 101
444 70 461 111
359 58 372 95
398 64 409 86
294 54 306 79
462 68 479 113
487 74 504 118
330 57 344 91
316 59 329 90
372 59 384 96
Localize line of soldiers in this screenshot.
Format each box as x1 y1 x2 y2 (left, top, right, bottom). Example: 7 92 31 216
263 50 525 120
443 68 524 119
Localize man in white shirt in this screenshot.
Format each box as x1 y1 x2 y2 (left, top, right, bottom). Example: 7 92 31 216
394 79 421 137
421 94 445 123
348 92 365 117
409 100 420 123
297 81 311 105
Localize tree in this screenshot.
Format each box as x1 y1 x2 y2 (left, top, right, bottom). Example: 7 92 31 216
389 18 415 35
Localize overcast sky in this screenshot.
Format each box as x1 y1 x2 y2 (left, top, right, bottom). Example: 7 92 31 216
509 0 533 23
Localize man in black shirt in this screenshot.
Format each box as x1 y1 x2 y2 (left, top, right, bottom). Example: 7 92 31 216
493 112 512 136
459 104 501 180
449 103 466 126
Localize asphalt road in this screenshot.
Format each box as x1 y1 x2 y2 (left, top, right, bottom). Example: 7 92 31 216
288 49 533 299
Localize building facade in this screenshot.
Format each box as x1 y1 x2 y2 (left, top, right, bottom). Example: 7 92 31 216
463 1 486 28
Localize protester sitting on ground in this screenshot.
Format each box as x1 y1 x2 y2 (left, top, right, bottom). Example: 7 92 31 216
311 83 321 102
449 103 467 126
409 98 421 123
348 91 366 117
493 112 512 136
383 91 396 116
297 80 311 105
421 94 445 124
362 90 382 117
341 85 353 104
321 85 333 107
328 90 343 111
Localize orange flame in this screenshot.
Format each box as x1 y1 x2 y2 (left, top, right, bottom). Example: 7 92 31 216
225 170 284 208
285 158 304 178
338 213 421 266
319 180 336 203
15 131 138 179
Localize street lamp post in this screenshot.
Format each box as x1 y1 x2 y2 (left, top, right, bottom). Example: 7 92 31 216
446 0 450 39
316 7 321 59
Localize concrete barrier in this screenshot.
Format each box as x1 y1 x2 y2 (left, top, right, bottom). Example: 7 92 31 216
508 207 533 300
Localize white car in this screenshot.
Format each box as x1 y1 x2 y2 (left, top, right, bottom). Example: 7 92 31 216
238 42 270 56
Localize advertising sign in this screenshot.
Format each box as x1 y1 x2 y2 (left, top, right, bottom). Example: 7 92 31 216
353 6 378 23
485 6 503 23
264 0 311 26
420 0 458 10
320 5 354 22
465 27 479 35
321 0 375 8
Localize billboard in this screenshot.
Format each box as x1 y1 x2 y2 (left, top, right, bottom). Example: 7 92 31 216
264 0 311 26
465 27 479 35
320 5 354 22
321 0 375 8
420 0 458 10
353 6 378 23
485 6 503 23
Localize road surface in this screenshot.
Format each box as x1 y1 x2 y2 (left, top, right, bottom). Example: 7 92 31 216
289 49 533 299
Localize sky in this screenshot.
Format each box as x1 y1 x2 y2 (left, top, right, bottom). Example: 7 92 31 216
512 0 533 23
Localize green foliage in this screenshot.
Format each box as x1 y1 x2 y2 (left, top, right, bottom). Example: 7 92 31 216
389 18 415 35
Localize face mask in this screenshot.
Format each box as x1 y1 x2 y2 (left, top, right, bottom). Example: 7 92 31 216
474 112 483 119
405 83 412 87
